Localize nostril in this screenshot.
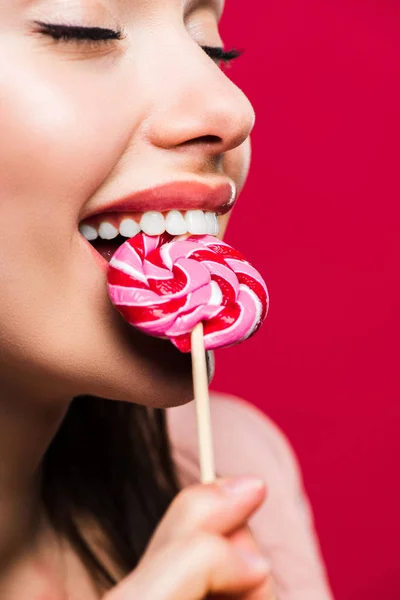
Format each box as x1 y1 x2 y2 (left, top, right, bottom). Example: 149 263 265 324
179 134 222 146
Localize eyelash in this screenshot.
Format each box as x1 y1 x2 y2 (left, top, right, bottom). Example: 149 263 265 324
34 22 243 63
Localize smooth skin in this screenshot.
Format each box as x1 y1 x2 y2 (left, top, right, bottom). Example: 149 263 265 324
106 478 275 600
0 0 275 598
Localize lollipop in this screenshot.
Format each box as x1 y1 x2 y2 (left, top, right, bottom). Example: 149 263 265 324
107 232 269 481
107 233 268 351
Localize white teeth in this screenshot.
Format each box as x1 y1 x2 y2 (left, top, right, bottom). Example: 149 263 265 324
140 211 165 235
98 222 119 240
165 210 187 235
185 210 208 234
80 210 219 240
205 211 219 236
119 218 141 238
79 224 98 241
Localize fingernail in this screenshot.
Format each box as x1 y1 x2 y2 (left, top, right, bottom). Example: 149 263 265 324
220 477 265 496
237 548 270 574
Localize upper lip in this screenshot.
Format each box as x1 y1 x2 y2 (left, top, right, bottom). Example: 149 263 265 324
79 180 237 222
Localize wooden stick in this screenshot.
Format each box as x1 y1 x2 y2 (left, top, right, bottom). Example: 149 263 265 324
191 322 215 484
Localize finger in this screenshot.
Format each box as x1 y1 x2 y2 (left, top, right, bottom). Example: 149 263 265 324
105 533 270 600
237 575 277 600
146 477 266 554
208 575 276 600
224 526 276 600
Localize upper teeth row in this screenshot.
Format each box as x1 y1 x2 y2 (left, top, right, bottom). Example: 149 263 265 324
79 209 219 241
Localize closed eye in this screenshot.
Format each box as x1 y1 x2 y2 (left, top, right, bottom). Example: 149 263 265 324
34 22 243 64
34 22 124 42
201 46 243 63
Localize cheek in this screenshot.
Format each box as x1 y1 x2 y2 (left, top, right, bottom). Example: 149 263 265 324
0 51 134 320
219 137 252 237
0 51 135 386
0 52 130 221
224 136 252 193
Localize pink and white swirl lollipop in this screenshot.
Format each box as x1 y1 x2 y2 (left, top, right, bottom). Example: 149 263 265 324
107 232 269 483
107 232 268 353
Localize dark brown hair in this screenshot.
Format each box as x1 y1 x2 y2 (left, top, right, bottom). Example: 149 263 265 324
41 395 181 589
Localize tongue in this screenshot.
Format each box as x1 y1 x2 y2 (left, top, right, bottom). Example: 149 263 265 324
92 239 121 262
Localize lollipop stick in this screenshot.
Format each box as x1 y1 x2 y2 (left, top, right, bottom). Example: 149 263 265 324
191 322 215 484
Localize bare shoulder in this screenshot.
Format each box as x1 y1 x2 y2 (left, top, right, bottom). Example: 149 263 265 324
166 392 302 492
167 394 335 600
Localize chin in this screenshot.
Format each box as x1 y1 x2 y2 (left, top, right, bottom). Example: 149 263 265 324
92 343 215 411
65 297 216 410
79 323 197 409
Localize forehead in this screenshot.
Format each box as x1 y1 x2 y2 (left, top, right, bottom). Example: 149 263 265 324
17 0 225 20
18 0 225 11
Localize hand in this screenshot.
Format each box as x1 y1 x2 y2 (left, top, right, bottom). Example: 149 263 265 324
103 477 274 600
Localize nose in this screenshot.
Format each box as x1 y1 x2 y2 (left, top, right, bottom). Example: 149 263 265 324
140 35 255 156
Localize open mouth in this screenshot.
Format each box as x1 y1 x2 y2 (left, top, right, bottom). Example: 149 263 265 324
79 208 220 262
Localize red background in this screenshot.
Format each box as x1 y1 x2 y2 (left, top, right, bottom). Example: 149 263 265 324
213 2 400 599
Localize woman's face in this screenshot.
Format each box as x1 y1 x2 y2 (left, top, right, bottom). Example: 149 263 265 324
0 0 254 407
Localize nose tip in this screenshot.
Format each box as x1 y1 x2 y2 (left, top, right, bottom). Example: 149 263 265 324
149 103 254 153
143 52 255 155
